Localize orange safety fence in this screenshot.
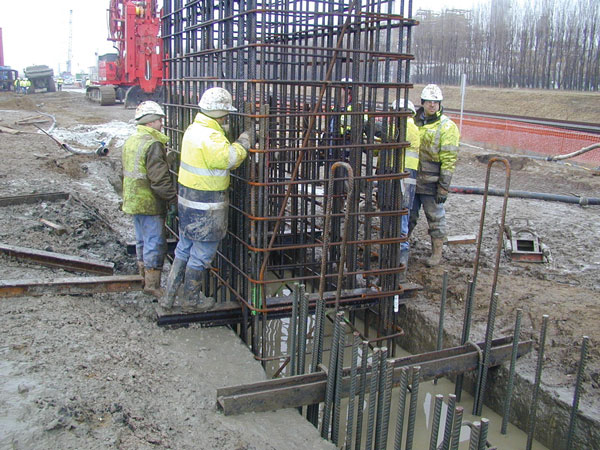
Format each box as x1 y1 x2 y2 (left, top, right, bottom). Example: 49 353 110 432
448 114 600 165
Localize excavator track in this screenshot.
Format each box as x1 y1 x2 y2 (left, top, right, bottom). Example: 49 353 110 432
86 85 117 106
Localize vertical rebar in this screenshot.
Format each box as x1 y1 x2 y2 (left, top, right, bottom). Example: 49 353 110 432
332 317 346 446
441 394 457 450
429 394 444 450
455 279 474 400
468 421 481 450
449 406 464 450
375 347 389 449
435 271 449 385
501 308 522 434
478 417 489 450
380 362 395 450
355 340 370 450
365 348 381 450
289 283 299 376
322 310 341 440
566 335 589 450
307 293 326 426
393 367 409 450
526 314 549 450
297 283 308 376
474 292 499 416
345 332 361 450
404 366 420 450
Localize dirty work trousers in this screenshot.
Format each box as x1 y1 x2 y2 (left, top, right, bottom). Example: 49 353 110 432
408 193 447 239
401 169 417 252
133 214 166 269
174 234 219 272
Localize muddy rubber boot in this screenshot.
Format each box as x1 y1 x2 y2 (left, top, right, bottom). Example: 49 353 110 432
136 261 145 287
399 249 409 282
424 237 444 267
143 268 164 298
181 267 215 313
161 258 187 309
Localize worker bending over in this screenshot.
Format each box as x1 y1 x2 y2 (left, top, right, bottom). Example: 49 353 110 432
162 87 250 313
122 101 177 296
409 84 460 266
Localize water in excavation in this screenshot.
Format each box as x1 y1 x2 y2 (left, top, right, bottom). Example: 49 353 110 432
262 313 548 449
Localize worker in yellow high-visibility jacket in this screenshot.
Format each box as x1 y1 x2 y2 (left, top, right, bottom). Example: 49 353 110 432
162 87 250 313
409 84 460 267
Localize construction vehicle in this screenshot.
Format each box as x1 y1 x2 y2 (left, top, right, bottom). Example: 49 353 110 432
24 65 56 93
0 28 19 92
86 0 163 108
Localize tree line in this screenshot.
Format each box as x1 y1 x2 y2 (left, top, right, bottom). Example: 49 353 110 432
411 0 599 91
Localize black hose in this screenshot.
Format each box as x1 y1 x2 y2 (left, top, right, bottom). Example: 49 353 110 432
450 185 600 206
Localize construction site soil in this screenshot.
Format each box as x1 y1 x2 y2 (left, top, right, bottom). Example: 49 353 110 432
0 88 598 449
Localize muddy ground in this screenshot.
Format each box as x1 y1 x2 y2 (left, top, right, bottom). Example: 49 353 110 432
0 89 598 448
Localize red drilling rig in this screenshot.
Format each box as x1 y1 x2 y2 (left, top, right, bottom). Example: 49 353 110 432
87 0 163 108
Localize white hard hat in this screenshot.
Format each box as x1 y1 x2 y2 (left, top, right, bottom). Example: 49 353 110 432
199 87 237 118
421 84 443 102
341 77 353 83
392 99 416 115
135 101 165 124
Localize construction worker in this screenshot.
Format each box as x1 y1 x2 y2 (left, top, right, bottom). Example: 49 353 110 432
162 87 250 313
22 78 30 94
409 84 460 266
57 77 63 91
395 100 420 279
122 101 177 297
13 78 20 93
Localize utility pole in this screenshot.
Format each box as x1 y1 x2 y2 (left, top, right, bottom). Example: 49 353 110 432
66 10 73 75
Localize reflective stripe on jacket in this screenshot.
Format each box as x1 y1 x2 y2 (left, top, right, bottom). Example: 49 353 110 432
415 111 459 194
178 113 247 191
122 125 170 215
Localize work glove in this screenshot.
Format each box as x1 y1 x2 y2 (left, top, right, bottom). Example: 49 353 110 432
435 185 449 204
166 203 178 229
235 130 251 151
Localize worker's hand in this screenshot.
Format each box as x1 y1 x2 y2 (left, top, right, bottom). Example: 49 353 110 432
235 131 252 151
435 185 448 204
166 203 178 229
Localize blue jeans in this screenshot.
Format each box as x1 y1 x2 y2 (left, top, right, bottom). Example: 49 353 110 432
409 193 447 239
174 233 219 271
401 169 417 252
133 215 166 269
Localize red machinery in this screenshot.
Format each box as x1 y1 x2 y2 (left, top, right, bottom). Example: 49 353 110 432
87 0 164 108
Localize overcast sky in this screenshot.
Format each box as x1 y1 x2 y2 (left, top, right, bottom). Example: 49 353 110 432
1 0 476 76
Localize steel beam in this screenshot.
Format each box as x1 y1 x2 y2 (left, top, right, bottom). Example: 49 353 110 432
0 192 70 207
0 243 114 275
0 275 143 298
216 337 532 415
157 283 422 327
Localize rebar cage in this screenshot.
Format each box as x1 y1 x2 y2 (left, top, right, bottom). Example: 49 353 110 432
162 0 416 348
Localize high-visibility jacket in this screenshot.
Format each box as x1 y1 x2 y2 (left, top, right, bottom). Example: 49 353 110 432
122 125 171 215
381 115 420 171
177 113 247 241
414 109 459 195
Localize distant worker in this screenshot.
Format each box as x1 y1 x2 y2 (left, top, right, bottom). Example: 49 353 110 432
394 100 420 279
409 84 460 266
57 77 63 91
122 101 177 298
162 87 250 313
85 78 91 88
14 78 20 93
23 78 31 94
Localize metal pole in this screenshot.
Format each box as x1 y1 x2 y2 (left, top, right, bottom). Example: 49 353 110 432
566 335 589 449
441 394 457 450
345 332 361 450
478 417 489 450
526 315 549 450
468 421 481 450
289 283 299 376
380 362 395 450
429 394 444 450
404 366 421 450
297 284 308 375
459 73 466 134
435 271 449 385
375 347 389 449
455 279 474 400
450 406 464 450
393 368 409 450
332 318 346 445
321 309 341 439
501 308 522 434
474 292 499 416
365 348 381 450
355 340 370 450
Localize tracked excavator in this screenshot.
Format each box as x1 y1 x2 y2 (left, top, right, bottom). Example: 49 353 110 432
86 0 163 108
